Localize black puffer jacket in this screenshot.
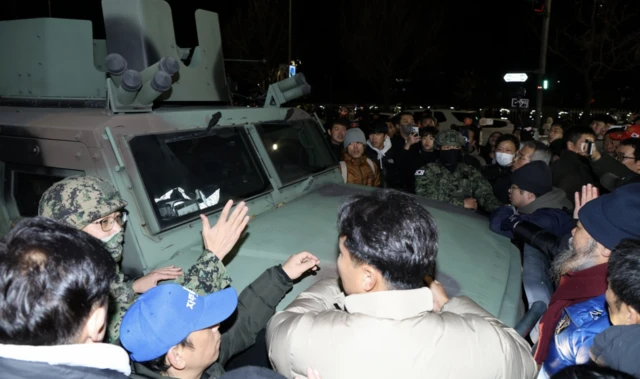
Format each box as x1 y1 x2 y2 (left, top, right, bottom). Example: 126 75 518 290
481 163 512 204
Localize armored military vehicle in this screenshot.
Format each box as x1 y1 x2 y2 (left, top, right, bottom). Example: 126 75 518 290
0 0 528 328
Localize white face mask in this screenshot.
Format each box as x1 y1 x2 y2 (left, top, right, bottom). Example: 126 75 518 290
495 152 515 166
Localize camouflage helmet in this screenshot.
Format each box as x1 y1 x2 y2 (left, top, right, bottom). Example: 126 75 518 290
435 129 466 148
38 175 127 230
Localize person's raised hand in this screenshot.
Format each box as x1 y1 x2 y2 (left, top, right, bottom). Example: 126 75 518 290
282 251 320 280
201 200 250 261
132 266 183 294
573 184 599 220
464 198 478 210
404 133 421 149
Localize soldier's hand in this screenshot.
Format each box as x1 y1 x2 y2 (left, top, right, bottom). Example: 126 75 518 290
282 251 320 280
201 200 250 261
463 198 478 210
132 266 183 294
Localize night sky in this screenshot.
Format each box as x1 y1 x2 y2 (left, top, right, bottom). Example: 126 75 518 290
1 0 638 110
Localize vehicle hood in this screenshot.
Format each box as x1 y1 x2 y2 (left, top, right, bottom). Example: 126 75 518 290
224 183 521 326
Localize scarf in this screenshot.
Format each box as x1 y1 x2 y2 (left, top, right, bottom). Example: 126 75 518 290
534 263 608 364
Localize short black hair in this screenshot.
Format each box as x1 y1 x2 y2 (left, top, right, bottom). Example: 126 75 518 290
394 111 413 125
551 364 634 379
368 119 388 135
420 114 435 123
495 134 520 151
419 127 438 138
608 239 640 313
551 121 569 131
564 126 595 148
329 119 349 130
620 138 640 161
337 189 438 290
0 217 116 346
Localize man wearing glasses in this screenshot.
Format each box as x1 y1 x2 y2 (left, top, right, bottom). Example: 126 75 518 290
38 175 249 343
589 128 640 185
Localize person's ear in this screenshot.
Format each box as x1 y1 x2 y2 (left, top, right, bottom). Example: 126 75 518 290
84 305 107 343
628 304 640 325
166 345 187 371
601 247 612 259
362 265 378 293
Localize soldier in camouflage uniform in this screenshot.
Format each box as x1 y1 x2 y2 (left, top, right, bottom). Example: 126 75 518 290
414 130 503 213
38 175 248 343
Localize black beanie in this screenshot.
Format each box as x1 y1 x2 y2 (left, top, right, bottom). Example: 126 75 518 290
511 161 553 196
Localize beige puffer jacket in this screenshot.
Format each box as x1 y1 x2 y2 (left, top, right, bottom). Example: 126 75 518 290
266 275 537 379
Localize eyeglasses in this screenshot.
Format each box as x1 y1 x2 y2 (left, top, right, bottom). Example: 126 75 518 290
93 212 127 232
615 153 635 162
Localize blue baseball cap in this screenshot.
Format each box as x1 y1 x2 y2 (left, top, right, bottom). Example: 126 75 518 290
120 284 238 362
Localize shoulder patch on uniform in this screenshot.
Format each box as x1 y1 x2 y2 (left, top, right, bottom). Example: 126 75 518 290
415 169 425 176
555 314 571 335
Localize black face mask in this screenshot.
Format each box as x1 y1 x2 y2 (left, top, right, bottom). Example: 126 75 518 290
439 149 461 172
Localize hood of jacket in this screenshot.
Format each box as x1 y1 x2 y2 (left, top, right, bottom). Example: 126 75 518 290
366 137 392 163
0 343 131 378
590 325 640 378
519 187 573 214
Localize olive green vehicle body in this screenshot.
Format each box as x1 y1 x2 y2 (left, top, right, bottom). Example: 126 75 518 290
0 0 523 326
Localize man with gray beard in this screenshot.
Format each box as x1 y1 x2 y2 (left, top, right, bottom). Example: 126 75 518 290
535 183 640 378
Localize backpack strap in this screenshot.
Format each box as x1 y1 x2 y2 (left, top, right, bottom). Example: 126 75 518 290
339 161 348 183
366 158 376 174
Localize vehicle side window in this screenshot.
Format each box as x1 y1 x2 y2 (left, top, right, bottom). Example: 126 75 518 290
434 112 447 123
255 119 337 185
129 128 271 230
13 172 65 216
4 166 81 218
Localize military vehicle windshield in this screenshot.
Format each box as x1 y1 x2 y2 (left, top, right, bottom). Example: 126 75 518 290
255 119 337 185
129 128 271 230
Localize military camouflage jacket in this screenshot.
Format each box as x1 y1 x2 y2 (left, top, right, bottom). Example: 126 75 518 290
414 162 502 212
107 249 230 344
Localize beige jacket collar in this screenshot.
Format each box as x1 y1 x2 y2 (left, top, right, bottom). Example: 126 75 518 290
336 287 434 320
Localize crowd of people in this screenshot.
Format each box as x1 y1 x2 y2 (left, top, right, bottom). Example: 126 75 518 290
323 109 640 378
0 109 640 378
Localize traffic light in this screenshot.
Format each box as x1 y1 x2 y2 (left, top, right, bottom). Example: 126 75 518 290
543 80 549 90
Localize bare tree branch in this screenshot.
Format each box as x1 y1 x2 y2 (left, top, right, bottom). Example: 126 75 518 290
222 0 288 95
338 0 447 107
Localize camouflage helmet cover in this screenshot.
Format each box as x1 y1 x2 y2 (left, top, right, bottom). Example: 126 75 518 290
435 129 466 148
38 175 127 230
